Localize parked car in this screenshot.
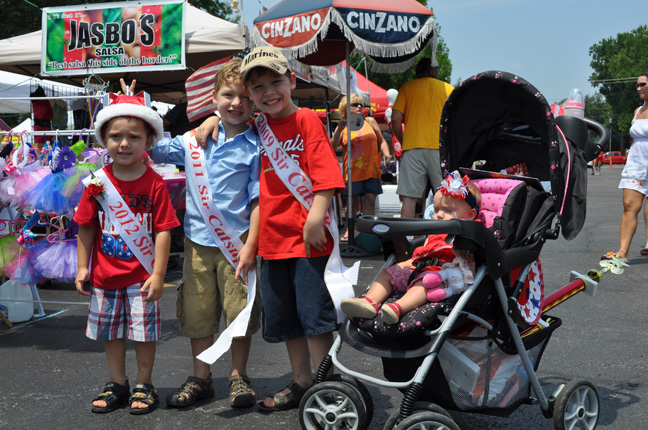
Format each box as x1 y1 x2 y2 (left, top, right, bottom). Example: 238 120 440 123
602 151 627 165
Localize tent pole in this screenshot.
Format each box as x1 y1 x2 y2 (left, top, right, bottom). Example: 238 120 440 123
340 42 369 257
345 42 355 246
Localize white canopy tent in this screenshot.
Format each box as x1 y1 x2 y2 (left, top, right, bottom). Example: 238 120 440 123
0 5 246 104
0 71 87 114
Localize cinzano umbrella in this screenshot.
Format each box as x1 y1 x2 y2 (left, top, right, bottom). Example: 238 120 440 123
250 0 436 253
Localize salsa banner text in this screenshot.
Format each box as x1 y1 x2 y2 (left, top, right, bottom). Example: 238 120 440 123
42 0 186 76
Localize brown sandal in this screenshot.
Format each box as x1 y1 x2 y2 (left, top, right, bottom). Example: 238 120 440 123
166 375 214 408
257 381 308 412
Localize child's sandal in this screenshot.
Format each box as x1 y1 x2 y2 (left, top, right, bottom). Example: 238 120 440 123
91 379 130 413
381 302 402 325
166 375 214 408
340 296 380 319
129 383 159 415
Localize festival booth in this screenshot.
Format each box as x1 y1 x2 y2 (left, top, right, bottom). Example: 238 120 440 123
0 0 241 325
0 3 245 103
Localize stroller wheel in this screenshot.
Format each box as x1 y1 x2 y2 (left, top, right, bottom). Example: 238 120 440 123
299 381 366 430
395 411 461 430
383 402 452 429
553 379 600 430
326 374 374 430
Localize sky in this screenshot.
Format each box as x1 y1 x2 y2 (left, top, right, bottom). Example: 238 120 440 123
241 0 646 105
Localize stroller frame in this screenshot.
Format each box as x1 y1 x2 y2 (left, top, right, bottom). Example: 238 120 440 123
298 216 600 430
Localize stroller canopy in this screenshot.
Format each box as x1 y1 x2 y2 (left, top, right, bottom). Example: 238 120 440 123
439 70 587 240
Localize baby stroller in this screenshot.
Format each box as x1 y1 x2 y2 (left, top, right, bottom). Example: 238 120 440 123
297 71 608 430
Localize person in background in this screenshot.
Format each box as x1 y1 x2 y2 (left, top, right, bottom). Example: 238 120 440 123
594 150 603 175
30 86 53 150
163 102 205 138
331 93 392 241
603 73 648 262
391 58 454 219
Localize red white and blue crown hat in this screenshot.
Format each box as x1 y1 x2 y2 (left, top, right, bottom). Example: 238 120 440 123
94 92 164 147
436 170 479 211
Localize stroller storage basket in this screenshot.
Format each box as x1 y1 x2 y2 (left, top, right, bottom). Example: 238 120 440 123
383 316 561 416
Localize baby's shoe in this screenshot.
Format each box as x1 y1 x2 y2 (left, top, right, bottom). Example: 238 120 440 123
381 302 403 325
340 296 379 319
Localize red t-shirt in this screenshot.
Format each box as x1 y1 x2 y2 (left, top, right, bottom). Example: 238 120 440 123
258 109 345 259
73 164 180 289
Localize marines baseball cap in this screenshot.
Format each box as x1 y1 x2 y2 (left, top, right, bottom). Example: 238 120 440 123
240 46 290 85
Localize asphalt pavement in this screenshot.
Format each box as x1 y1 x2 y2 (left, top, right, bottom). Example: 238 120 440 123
1 164 647 430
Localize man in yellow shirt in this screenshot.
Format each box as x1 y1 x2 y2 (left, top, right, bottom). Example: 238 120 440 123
391 58 454 218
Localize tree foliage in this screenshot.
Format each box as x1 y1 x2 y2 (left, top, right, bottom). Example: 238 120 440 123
0 0 237 40
355 0 452 94
589 25 648 149
584 93 612 149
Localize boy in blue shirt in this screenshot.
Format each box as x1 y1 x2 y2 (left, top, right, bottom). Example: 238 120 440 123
151 58 262 408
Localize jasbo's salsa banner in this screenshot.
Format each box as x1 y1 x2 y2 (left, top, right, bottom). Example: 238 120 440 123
42 0 185 76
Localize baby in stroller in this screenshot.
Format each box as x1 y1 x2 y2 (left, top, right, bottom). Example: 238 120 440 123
341 171 481 324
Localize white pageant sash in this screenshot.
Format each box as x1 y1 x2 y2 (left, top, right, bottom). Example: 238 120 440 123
255 113 358 322
181 133 258 365
83 168 155 275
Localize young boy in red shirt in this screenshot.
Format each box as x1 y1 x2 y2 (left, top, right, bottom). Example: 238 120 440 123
74 94 180 414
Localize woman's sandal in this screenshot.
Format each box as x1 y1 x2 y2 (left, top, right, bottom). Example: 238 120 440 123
257 381 308 412
601 252 628 263
91 379 130 413
129 383 159 415
166 375 215 408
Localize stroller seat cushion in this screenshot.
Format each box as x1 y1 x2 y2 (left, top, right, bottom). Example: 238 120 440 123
348 291 454 338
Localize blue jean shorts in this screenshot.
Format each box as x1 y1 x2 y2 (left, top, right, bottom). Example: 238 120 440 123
260 256 338 343
343 177 383 197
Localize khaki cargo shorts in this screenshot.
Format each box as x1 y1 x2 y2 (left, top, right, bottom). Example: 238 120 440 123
177 238 262 338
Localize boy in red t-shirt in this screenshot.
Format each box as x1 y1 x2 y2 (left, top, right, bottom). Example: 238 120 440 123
243 47 346 411
74 94 180 414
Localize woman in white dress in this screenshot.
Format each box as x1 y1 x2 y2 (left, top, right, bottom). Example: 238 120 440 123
604 73 648 262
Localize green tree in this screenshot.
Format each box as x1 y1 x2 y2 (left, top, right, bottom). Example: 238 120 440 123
0 0 237 40
584 92 612 149
358 23 452 92
589 25 648 150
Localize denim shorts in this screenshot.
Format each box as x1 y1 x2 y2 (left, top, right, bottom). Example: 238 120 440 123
343 177 383 196
260 256 338 343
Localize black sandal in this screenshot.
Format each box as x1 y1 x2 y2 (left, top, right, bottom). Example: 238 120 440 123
166 375 215 408
257 381 308 412
129 383 159 415
91 379 130 413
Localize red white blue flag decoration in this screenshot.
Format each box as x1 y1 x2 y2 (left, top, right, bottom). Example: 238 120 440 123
250 0 436 72
185 48 250 122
